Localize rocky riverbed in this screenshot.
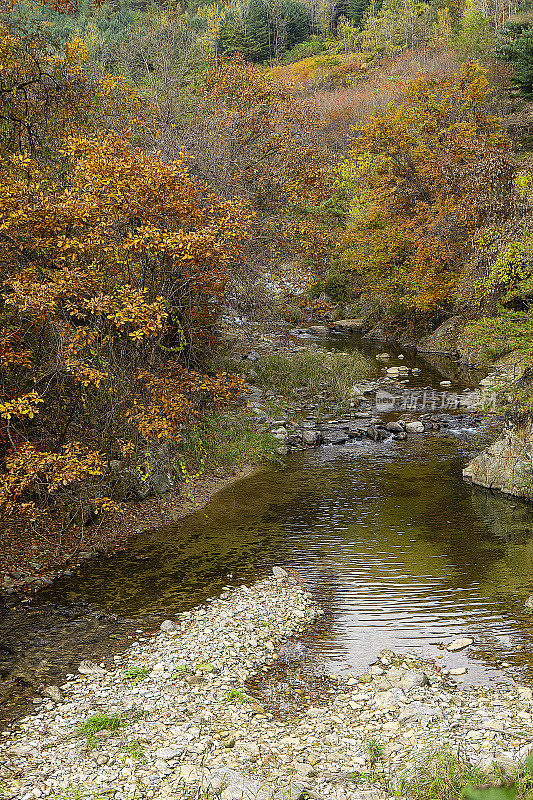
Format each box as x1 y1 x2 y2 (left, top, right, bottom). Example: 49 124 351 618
2 574 533 800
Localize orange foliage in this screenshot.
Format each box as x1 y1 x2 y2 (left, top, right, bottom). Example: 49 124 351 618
165 56 339 271
0 126 250 547
338 62 516 324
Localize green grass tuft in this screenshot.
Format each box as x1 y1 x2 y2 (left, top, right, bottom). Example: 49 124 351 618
76 709 142 748
395 748 533 800
121 738 146 761
252 348 371 407
122 666 149 686
223 687 251 704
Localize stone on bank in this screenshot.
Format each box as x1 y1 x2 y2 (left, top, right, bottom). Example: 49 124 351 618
1 574 533 800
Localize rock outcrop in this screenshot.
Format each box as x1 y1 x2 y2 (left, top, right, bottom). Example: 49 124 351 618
463 424 533 499
417 315 467 355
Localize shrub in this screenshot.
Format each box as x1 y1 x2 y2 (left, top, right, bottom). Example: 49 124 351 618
337 62 515 327
281 35 328 63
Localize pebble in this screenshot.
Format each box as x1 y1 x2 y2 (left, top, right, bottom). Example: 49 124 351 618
447 637 474 652
1 578 530 800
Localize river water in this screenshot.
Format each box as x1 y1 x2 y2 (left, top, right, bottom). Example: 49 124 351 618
2 335 533 726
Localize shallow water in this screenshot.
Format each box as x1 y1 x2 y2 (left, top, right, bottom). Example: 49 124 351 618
3 336 533 725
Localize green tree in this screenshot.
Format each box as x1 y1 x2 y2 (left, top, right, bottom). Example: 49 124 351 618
283 0 310 47
452 0 497 62
497 14 533 97
217 18 261 57
244 0 271 60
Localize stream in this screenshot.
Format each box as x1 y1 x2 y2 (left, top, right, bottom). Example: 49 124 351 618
3 334 533 727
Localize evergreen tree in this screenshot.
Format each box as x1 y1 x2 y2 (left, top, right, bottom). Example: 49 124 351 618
282 0 310 47
217 19 261 58
346 0 375 27
497 9 533 97
245 0 271 61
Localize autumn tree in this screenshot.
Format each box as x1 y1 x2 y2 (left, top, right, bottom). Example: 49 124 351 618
0 130 250 561
335 62 515 327
152 56 339 281
0 4 253 575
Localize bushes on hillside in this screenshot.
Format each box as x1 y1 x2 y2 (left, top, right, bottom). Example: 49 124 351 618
332 62 516 328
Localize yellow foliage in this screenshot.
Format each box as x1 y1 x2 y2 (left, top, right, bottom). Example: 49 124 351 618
337 61 515 323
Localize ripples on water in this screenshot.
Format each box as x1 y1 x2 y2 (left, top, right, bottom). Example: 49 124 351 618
3 337 533 724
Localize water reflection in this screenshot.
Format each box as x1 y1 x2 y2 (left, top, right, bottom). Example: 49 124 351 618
38 428 533 688
3 345 533 725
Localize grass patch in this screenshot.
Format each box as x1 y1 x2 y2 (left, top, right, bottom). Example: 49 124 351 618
179 409 279 476
50 787 103 800
178 785 223 800
394 748 533 800
395 747 490 800
366 738 384 766
252 348 371 406
171 665 192 678
122 666 149 686
76 710 141 748
121 738 146 760
223 688 251 704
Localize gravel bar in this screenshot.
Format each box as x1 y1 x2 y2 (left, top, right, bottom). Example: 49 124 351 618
1 573 533 800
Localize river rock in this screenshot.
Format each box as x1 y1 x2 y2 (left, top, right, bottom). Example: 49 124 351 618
405 421 424 433
363 325 388 341
42 685 63 703
272 566 288 578
416 316 466 355
309 325 329 335
463 424 533 499
156 746 182 761
400 671 430 690
398 702 442 722
160 620 178 632
366 425 379 441
447 637 473 652
322 431 348 445
9 744 35 757
302 430 321 446
179 763 205 784
385 421 404 433
78 660 107 676
374 688 405 709
525 596 533 610
333 319 366 333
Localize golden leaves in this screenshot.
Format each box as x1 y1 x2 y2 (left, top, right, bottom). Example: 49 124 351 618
0 392 43 421
339 62 514 320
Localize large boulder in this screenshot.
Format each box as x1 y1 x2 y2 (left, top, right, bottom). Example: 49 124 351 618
417 316 467 355
463 424 533 499
362 324 388 341
333 318 366 333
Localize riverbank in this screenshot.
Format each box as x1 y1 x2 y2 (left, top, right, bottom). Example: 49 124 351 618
0 465 257 597
0 318 375 599
2 574 533 800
